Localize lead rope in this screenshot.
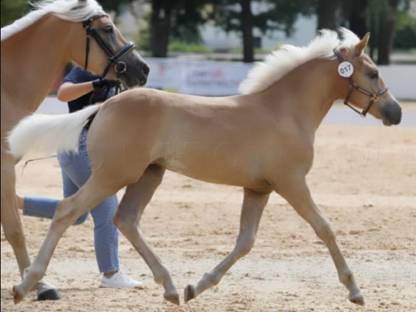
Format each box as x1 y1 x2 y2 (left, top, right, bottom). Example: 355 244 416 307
84 35 90 71
20 155 57 176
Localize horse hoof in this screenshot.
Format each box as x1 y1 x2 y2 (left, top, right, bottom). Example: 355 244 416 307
37 288 61 301
349 293 365 306
164 292 180 305
184 284 196 303
12 285 24 304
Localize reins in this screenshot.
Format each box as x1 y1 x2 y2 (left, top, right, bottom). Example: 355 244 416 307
333 49 388 116
20 155 57 176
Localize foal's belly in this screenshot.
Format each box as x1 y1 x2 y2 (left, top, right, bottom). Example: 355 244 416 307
160 152 270 191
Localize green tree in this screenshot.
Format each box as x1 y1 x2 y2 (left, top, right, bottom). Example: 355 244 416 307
313 0 412 64
149 0 211 57
368 0 405 64
1 0 29 27
343 0 368 37
100 0 135 22
394 10 416 49
316 0 341 30
240 0 254 62
212 0 314 62
150 0 173 57
377 0 399 64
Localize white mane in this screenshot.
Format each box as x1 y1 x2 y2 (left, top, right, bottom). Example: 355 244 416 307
239 28 360 94
1 0 105 42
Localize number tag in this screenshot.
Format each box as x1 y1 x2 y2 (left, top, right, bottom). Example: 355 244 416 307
338 61 354 78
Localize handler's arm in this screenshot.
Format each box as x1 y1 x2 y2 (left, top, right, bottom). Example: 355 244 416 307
57 82 94 102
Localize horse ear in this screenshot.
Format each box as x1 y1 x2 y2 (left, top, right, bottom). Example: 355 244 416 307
355 32 370 56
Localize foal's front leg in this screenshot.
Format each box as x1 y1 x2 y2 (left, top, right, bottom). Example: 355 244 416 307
277 175 364 305
184 188 269 303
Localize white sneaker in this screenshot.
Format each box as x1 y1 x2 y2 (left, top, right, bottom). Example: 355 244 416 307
100 271 144 289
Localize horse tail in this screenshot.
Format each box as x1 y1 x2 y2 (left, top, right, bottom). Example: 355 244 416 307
8 105 100 160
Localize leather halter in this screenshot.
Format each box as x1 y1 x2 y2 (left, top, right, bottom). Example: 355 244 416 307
333 49 388 116
82 15 135 78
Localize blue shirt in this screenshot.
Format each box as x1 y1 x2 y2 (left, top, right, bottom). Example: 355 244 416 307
63 67 116 113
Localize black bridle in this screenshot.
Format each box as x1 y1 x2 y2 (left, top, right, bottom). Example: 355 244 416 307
82 15 135 78
333 49 388 116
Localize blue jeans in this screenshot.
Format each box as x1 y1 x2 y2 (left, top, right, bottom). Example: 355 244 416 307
23 129 119 273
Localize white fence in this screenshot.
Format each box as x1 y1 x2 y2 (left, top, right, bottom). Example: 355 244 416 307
145 58 416 100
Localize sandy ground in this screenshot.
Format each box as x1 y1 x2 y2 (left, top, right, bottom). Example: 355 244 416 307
1 122 416 312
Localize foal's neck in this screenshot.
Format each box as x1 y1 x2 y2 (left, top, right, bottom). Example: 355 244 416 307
1 16 73 113
262 58 348 133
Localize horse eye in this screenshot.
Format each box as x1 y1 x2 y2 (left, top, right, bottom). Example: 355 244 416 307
368 71 379 79
103 26 114 33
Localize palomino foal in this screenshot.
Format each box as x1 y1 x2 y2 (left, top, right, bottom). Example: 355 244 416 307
9 29 401 305
1 0 148 300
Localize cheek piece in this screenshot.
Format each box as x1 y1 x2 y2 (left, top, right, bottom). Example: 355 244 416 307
82 15 134 78
333 49 388 116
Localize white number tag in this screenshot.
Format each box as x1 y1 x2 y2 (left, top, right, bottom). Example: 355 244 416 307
338 61 354 78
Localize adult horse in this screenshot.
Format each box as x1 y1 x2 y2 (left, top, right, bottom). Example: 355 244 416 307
1 0 149 301
9 28 401 305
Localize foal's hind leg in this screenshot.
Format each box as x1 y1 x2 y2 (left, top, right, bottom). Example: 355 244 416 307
184 189 269 303
113 165 180 305
12 176 119 303
277 175 364 305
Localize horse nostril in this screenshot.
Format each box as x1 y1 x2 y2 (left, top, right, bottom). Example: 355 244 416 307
394 107 402 124
142 64 150 76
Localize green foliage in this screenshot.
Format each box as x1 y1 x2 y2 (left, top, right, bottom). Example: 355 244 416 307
394 11 416 49
136 24 151 51
99 0 133 16
170 0 211 43
211 0 316 37
2 0 414 55
169 40 211 53
1 0 29 27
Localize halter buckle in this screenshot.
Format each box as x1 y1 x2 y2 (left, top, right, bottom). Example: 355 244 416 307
115 62 127 74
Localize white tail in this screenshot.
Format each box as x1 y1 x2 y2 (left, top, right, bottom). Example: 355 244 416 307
8 105 100 159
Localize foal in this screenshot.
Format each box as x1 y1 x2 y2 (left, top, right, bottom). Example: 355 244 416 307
9 29 401 305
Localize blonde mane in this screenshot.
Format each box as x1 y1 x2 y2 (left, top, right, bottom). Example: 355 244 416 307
239 28 360 95
1 0 105 42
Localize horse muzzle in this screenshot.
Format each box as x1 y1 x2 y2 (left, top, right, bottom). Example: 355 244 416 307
119 52 149 88
381 101 402 126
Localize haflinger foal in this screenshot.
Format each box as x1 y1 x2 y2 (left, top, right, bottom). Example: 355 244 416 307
8 28 401 305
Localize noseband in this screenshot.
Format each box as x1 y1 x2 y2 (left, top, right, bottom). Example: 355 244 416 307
333 49 388 116
82 15 135 78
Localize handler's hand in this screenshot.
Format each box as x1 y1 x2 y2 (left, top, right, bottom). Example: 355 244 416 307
92 78 120 90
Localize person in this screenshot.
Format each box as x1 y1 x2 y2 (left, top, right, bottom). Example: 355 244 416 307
16 65 143 289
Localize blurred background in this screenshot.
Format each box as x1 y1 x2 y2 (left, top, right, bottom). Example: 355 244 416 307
2 0 416 102
2 0 415 62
